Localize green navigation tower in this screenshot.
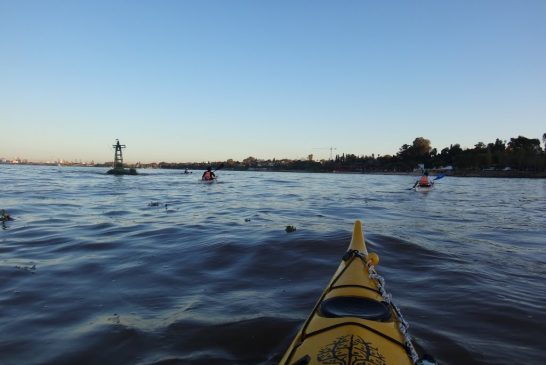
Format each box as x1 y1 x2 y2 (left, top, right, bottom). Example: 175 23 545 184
107 139 137 175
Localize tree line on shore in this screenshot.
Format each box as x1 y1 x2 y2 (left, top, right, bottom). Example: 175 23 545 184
151 135 545 174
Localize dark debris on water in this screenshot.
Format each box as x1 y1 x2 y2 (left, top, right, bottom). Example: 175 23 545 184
1 209 14 222
15 264 36 273
285 225 296 233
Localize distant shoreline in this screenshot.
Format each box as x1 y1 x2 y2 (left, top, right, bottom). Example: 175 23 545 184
271 170 546 178
2 162 545 178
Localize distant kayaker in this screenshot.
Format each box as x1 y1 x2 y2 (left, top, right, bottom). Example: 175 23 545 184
411 171 432 189
417 171 432 187
202 166 216 181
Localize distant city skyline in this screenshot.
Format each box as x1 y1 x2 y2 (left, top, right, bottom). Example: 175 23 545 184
1 1 545 163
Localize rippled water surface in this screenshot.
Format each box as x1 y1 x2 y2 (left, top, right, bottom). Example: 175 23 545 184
1 165 545 365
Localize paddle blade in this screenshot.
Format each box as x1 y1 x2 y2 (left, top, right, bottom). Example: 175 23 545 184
434 174 445 180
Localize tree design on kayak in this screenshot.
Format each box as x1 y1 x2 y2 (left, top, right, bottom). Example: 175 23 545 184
317 335 386 365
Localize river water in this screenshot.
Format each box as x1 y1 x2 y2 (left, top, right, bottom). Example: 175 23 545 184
1 165 545 365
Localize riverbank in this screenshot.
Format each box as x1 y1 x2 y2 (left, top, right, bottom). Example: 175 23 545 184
362 170 546 178
2 163 546 178
446 170 546 178
245 169 546 179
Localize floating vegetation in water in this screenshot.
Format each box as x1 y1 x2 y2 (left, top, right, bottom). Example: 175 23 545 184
1 209 14 222
285 225 296 233
15 264 36 273
108 313 121 325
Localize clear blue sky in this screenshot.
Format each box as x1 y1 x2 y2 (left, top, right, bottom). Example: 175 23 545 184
1 0 545 163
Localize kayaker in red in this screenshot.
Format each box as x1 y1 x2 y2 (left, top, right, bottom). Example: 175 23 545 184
418 171 432 187
202 166 216 181
411 171 433 189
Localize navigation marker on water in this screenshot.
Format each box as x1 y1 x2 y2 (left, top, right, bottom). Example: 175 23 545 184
107 139 138 175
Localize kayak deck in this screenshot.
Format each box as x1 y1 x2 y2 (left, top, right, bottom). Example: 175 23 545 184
279 220 416 365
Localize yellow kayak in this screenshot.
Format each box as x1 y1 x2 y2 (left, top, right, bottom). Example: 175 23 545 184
280 220 427 365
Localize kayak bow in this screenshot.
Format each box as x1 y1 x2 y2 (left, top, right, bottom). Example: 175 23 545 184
279 220 422 365
200 177 217 183
414 184 433 192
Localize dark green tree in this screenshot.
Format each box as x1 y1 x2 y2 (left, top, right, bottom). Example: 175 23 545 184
507 136 543 170
412 137 432 156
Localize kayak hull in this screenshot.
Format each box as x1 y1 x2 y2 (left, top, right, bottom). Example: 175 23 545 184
414 184 433 192
279 220 414 365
